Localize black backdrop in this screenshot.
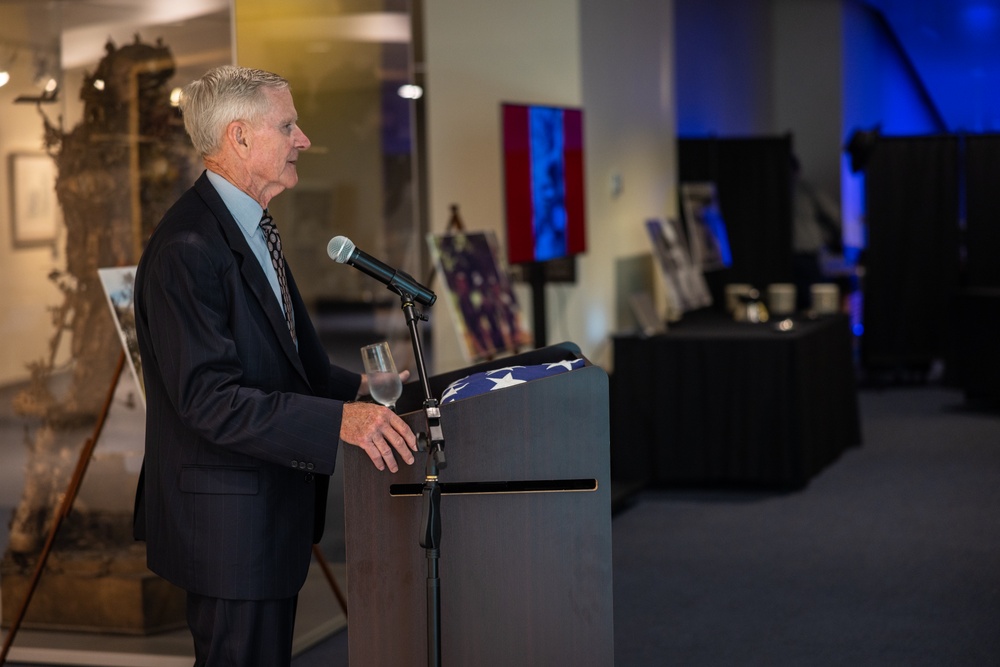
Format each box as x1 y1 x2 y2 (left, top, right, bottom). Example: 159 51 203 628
953 134 1000 397
964 135 1000 288
862 135 961 370
678 136 794 306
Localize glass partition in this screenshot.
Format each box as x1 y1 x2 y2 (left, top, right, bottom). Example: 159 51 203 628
0 0 233 634
1 0 422 583
234 0 424 308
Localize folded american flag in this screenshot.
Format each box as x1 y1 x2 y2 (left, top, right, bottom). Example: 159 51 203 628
440 359 586 404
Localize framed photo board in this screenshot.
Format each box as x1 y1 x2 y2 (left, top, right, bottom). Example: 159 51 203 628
645 218 712 318
679 181 732 271
427 230 531 363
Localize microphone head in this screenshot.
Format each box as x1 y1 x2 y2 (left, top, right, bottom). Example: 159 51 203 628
327 236 355 263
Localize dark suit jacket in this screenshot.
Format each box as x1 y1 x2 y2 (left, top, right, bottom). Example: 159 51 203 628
133 172 359 600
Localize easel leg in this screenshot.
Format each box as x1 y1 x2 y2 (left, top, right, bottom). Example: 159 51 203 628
311 544 348 620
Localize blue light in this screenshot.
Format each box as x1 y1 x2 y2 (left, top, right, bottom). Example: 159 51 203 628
961 3 999 35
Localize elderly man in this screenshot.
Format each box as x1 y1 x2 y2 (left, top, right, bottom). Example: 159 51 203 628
133 65 417 666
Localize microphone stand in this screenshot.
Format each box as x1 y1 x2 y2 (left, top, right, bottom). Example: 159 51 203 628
395 290 446 667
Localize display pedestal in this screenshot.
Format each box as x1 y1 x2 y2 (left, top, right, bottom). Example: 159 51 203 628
2 545 185 635
1 560 344 666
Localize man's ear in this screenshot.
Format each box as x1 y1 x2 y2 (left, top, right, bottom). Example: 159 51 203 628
226 120 251 154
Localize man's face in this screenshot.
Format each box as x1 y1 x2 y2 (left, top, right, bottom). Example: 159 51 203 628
244 87 311 205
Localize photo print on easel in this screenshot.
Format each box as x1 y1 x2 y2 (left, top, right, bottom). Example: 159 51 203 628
645 218 712 320
679 181 733 271
428 230 531 362
98 266 145 407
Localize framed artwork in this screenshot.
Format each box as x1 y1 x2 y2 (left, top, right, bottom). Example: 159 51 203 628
8 152 59 248
645 218 712 318
427 230 531 363
679 181 733 271
98 266 145 407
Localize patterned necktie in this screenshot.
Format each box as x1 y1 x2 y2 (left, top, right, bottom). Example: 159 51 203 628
259 211 297 344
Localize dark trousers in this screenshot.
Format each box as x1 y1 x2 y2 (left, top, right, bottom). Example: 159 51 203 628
186 592 298 667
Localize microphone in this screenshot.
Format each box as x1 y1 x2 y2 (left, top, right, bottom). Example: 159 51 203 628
327 236 436 307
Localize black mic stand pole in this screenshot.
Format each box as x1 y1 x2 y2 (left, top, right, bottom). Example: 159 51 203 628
394 290 446 667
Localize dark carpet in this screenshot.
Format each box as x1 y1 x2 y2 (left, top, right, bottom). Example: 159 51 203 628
608 386 1000 666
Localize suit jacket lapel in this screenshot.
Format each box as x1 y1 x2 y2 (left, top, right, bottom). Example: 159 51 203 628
193 175 312 387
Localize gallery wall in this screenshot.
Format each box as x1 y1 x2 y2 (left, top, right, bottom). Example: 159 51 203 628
423 0 677 372
0 9 68 386
771 0 844 198
675 0 844 200
675 0 776 138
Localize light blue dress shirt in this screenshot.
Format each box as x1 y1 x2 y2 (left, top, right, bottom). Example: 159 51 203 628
205 171 286 317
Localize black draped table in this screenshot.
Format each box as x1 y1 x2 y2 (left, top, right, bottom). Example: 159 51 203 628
612 312 861 489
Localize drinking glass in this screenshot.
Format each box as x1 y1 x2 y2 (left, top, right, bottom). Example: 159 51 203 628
361 341 402 410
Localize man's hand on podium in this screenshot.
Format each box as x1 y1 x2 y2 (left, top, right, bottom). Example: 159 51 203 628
341 399 418 473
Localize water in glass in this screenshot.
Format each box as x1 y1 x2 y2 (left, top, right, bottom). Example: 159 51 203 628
361 342 402 409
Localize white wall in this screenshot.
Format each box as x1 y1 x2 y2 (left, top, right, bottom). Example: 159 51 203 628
772 0 844 197
424 0 676 372
576 0 677 368
0 29 67 387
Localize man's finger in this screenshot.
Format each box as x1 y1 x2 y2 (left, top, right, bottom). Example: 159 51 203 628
368 435 399 473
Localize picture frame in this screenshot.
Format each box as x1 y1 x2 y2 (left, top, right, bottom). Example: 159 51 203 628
8 152 59 248
645 218 712 318
679 181 733 271
427 230 532 363
98 266 145 407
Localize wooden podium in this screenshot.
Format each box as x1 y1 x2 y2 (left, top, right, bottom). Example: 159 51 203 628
343 344 614 666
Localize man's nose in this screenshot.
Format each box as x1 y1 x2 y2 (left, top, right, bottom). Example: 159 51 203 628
296 127 311 150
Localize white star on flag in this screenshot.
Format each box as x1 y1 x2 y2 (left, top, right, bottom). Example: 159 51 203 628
486 371 526 390
441 381 468 402
545 360 580 372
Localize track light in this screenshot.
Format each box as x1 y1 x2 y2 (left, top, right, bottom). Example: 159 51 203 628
0 48 14 88
398 84 423 100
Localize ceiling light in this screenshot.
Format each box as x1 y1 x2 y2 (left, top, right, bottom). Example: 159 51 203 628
398 84 423 100
0 71 9 87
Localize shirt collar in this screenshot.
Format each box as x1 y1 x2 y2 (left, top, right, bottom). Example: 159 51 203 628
206 170 265 238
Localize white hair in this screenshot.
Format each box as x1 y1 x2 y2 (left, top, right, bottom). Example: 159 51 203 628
180 65 290 157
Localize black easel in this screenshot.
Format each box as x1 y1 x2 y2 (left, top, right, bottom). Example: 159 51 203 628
422 203 466 288
393 291 445 667
528 264 548 348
